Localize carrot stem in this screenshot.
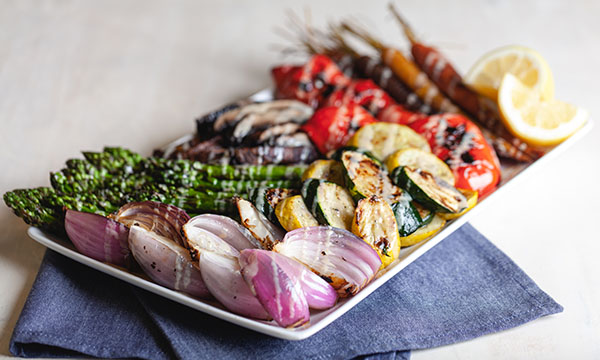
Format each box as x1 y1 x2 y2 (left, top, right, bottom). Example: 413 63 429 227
328 24 360 58
340 22 385 52
388 3 418 45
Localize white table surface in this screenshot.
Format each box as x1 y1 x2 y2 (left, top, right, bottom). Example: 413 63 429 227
1 0 599 358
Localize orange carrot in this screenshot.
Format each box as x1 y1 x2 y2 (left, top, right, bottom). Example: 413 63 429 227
341 22 459 114
388 4 542 161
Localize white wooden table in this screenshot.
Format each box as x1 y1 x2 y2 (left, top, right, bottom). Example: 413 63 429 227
1 1 599 358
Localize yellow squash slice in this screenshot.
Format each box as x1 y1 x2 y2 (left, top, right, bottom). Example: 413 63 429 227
352 196 401 269
438 189 478 220
301 159 345 186
275 195 319 232
347 123 430 161
400 215 446 247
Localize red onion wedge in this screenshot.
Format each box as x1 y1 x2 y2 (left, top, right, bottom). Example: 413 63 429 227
269 251 337 310
199 252 269 320
274 226 382 298
239 249 309 328
128 225 210 298
182 225 240 261
183 214 261 251
235 198 285 250
112 201 190 247
65 210 130 266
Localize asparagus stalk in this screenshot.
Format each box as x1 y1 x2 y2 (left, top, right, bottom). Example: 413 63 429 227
158 175 301 193
149 157 306 181
127 184 245 216
82 147 145 173
5 146 307 230
3 188 62 230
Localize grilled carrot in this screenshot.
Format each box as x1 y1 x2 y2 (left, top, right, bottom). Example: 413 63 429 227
326 28 434 114
341 22 459 114
388 4 542 161
353 56 433 114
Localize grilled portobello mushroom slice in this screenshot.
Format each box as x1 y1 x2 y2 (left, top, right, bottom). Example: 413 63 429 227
233 145 318 165
271 132 313 148
230 100 313 145
154 136 230 163
196 101 248 141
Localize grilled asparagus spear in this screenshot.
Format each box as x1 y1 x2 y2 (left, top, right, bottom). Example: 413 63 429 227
4 146 305 230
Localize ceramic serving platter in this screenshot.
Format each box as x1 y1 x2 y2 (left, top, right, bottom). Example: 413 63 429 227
27 90 593 340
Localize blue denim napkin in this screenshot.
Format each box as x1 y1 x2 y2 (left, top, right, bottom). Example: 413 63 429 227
10 223 562 359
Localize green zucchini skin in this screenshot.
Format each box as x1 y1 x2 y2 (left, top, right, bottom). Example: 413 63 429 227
301 178 354 229
301 178 326 223
330 146 382 164
249 187 297 224
391 166 467 213
416 204 434 227
341 151 403 203
391 200 423 237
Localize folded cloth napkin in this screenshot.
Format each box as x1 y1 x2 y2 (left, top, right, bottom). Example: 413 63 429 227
10 223 562 359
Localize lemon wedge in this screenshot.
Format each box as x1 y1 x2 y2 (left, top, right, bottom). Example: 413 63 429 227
497 73 588 147
464 45 554 101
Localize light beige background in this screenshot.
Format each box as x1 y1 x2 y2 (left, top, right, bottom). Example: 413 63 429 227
1 0 599 358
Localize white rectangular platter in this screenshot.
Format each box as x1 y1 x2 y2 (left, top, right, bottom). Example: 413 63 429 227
26 90 593 340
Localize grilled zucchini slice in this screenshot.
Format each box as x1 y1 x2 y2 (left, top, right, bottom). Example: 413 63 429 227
249 187 298 224
414 203 434 226
301 159 345 186
274 195 319 231
341 150 403 203
330 146 382 164
438 189 478 220
352 196 401 268
347 123 431 161
400 214 446 247
391 200 423 237
385 148 455 186
391 166 467 213
301 178 355 230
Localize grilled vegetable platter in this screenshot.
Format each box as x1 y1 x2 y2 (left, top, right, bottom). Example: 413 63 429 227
4 5 588 331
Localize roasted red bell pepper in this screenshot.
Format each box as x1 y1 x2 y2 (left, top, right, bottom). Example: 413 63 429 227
323 79 395 117
301 104 376 155
379 107 500 196
271 54 350 108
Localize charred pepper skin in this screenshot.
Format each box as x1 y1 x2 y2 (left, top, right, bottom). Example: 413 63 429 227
301 103 377 155
272 54 350 109
323 79 395 118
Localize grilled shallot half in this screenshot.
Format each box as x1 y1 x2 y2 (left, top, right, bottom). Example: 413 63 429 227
64 210 130 266
274 226 382 297
182 214 261 251
182 225 240 261
128 225 210 298
112 201 190 247
268 251 338 310
198 252 269 319
183 216 268 318
239 249 310 327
